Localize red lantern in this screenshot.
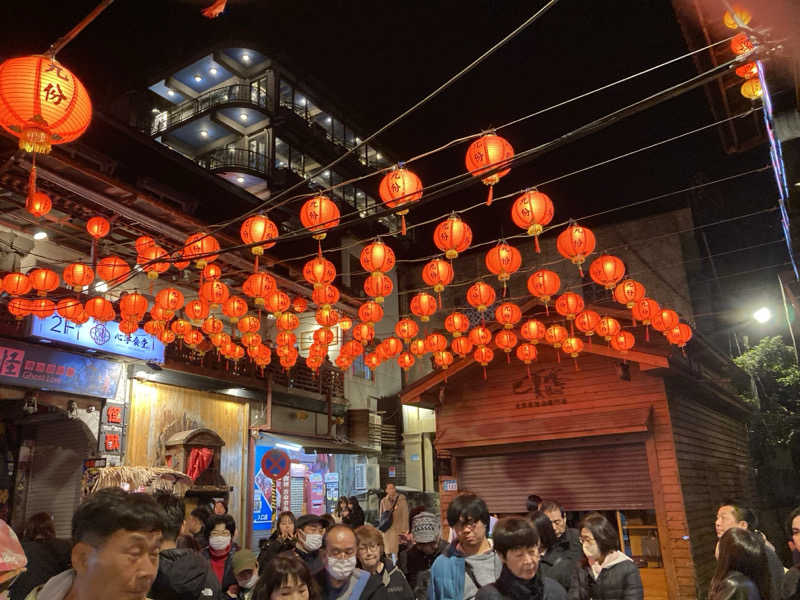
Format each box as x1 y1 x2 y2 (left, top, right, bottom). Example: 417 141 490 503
632 298 660 326
433 214 472 259
652 308 680 335
335 354 352 370
84 296 115 322
510 190 554 252
184 299 209 322
556 224 596 275
610 330 636 353
589 255 626 290
172 252 189 271
313 328 334 346
466 281 496 313
264 290 290 317
379 167 423 235
520 319 547 343
395 319 419 343
237 314 261 334
143 320 165 337
292 297 308 313
380 337 403 359
202 316 224 335
29 298 55 319
315 306 340 328
276 312 299 332
200 280 230 307
485 243 522 288
183 232 220 268
96 256 130 284
156 287 185 312
735 62 759 79
352 322 375 344
740 79 762 100
203 263 223 281
135 236 155 254
313 284 340 309
574 310 601 337
473 346 494 366
0 55 92 153
494 330 518 355
494 302 522 329
117 319 138 336
208 332 230 347
364 352 381 369
300 195 340 240
150 305 174 323
2 272 31 296
433 350 454 370
468 325 492 347
422 258 454 294
120 292 148 319
555 292 585 321
444 312 470 337
424 333 448 354
29 268 59 296
724 4 752 29
86 216 110 239
545 324 568 348
596 316 621 341
342 340 364 358
7 298 31 319
170 318 192 337
613 279 646 308
139 245 169 280
527 270 561 309
303 256 336 288
26 188 51 218
56 297 83 322
359 301 384 324
184 329 204 348
62 263 94 291
222 296 248 323
410 293 437 322
360 240 395 276
465 133 514 206
242 273 274 306
516 343 538 364
397 351 416 371
451 336 473 357
160 330 177 345
409 339 426 357
363 273 393 303
730 32 754 55
240 215 278 255
666 323 693 347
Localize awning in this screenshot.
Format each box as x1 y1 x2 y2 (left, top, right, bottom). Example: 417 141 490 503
257 431 379 455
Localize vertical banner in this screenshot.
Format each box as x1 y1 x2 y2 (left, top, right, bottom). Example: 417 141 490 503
253 444 275 532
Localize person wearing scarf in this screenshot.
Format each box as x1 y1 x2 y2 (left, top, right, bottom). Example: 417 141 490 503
202 514 240 597
476 518 566 600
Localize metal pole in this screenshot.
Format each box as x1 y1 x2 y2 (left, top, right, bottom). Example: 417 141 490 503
46 0 115 58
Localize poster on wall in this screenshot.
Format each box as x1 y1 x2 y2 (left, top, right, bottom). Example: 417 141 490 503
253 444 276 532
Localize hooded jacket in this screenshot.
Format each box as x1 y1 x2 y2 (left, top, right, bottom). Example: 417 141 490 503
399 539 448 593
150 548 221 600
567 551 642 600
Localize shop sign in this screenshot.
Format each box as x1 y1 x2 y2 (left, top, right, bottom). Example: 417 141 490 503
512 367 568 409
0 337 121 398
253 444 276 531
30 315 165 363
442 479 458 492
388 466 396 478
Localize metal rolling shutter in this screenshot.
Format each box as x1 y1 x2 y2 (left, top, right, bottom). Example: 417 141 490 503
26 419 92 538
459 443 653 513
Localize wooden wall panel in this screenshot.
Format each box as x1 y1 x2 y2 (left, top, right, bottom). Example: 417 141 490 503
126 381 249 540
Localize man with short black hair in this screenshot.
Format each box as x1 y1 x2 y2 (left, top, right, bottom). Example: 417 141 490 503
429 494 502 600
26 488 167 600
538 500 581 592
150 492 219 600
182 506 211 549
315 524 384 600
294 514 328 574
525 496 541 514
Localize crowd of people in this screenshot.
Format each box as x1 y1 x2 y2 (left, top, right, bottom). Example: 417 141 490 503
1 488 800 600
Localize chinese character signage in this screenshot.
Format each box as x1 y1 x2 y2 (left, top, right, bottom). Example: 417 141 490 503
30 315 165 363
0 337 122 398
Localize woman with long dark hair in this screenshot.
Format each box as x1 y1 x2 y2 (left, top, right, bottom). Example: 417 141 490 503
10 513 71 600
710 527 772 600
334 498 349 523
253 553 319 600
343 496 365 528
257 511 297 575
528 511 573 593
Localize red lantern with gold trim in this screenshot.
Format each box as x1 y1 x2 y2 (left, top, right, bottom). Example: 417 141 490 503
562 336 584 357
243 272 275 306
156 287 185 312
422 258 454 295
303 256 336 289
520 319 547 344
516 343 538 365
410 292 437 322
555 292 585 322
300 195 340 240
735 62 758 79
139 245 169 280
84 296 115 322
150 305 174 323
364 352 381 369
574 310 601 338
730 32 754 55
395 319 419 343
170 318 192 337
361 240 395 276
451 336 473 357
352 322 375 345
494 330 518 360
379 167 423 235
143 320 165 337
338 317 353 331
666 323 693 347
86 216 110 239
184 299 209 323
510 190 553 252
740 79 763 100
120 292 148 320
275 312 299 332
466 281 496 314
596 316 621 341
444 312 469 338
183 232 220 268
96 256 130 284
545 324 568 349
433 350 454 370
29 268 59 296
485 242 521 291
527 270 561 313
468 325 492 348
424 333 448 354
240 331 262 348
264 290 290 317
208 332 229 348
613 279 646 308
26 188 51 218
652 308 679 335
203 263 223 281
397 351 415 371
240 215 278 255
359 301 384 324
473 347 494 380
200 280 229 307
342 340 364 358
495 302 522 329
184 329 204 348
56 297 83 322
202 316 224 335
409 339 426 357
222 296 248 323
62 263 93 291
3 272 31 296
380 337 403 359
312 328 333 347
315 306 340 329
465 133 514 206
7 297 31 320
313 284 340 309
433 214 472 259
135 236 155 254
172 252 189 271
557 224 596 275
292 297 308 313
632 297 660 326
237 314 261 334
29 298 55 319
610 330 636 353
363 273 393 303
589 255 625 290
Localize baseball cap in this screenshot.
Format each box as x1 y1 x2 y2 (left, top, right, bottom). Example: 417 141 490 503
295 514 328 531
411 512 440 544
232 549 257 575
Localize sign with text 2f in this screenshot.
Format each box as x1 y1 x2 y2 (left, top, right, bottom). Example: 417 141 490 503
31 314 165 363
0 337 122 398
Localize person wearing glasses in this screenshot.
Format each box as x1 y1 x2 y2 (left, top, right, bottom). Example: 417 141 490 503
316 524 385 600
475 517 566 600
355 525 413 600
429 494 502 600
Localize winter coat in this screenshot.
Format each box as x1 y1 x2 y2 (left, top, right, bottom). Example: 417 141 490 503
376 557 414 600
567 552 642 600
257 532 296 574
398 539 448 594
709 571 762 600
202 546 237 595
380 494 409 556
23 569 75 600
345 506 366 528
765 545 786 600
428 542 502 600
150 548 221 600
782 565 800 600
313 566 388 600
296 546 324 576
10 539 71 600
538 551 577 593
475 565 566 600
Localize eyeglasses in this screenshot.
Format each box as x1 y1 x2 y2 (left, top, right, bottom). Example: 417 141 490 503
358 543 380 552
453 519 481 531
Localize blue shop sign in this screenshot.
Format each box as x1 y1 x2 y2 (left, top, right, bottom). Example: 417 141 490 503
30 314 165 363
0 337 122 398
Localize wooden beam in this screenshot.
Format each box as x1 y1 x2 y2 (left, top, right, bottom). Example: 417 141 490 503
582 342 669 368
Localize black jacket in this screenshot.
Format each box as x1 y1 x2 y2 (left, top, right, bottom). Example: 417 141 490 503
297 546 324 576
376 558 414 600
398 539 448 594
151 548 221 600
257 532 296 574
10 539 71 600
709 571 762 600
475 566 566 600
313 567 387 600
202 547 237 595
765 545 786 600
568 556 643 600
540 529 581 593
783 565 800 600
344 506 366 528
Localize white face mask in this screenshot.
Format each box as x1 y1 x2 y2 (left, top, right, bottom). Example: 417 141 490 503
303 533 323 552
209 535 231 551
582 541 600 560
242 573 259 589
326 556 357 581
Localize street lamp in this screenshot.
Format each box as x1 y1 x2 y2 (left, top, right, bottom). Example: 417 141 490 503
753 307 772 323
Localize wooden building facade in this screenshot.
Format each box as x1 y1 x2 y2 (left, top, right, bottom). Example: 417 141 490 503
400 330 754 600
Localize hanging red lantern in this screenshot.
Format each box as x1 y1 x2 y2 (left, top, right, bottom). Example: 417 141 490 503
613 279 646 308
118 319 138 335
424 333 448 354
208 332 230 347
466 281 496 313
666 323 693 347
364 352 381 369
84 296 115 322
62 263 94 291
56 297 83 322
29 268 59 296
2 272 31 296
135 236 155 254
278 331 298 349
26 186 51 218
632 298 660 326
494 330 518 356
170 318 192 337
360 240 395 276
313 283 340 309
516 343 538 365
485 242 522 290
596 316 621 341
562 337 584 358
183 232 220 268
397 351 416 371
724 4 752 28
0 55 92 153
156 287 185 312
610 330 636 353
342 340 364 358
433 214 472 259
379 167 423 235
86 216 110 239
240 215 278 255
275 312 299 331
409 339 427 357
229 344 246 362
473 346 494 366
300 195 340 240
203 263 223 281
184 299 209 322
652 308 680 335
510 190 554 252
380 337 403 359
160 330 177 345
242 272 275 306
545 324 568 348
303 256 336 289
395 319 419 343
557 224 596 275
730 32 754 55
264 290 291 317
240 332 261 348
740 79 763 100
143 320 165 337
363 273 393 303
184 329 204 348
29 298 55 319
422 258 454 295
150 304 174 323
574 310 601 337
222 296 248 323
120 292 149 319
172 252 189 271
313 327 334 346
451 336 473 357
735 62 759 79
202 316 224 335
292 297 308 313
352 322 375 344
315 306 340 328
200 280 230 307
527 270 561 311
237 314 261 334
520 319 547 344
465 133 514 206
495 302 522 329
139 245 170 280
96 256 130 284
410 292 437 322
339 317 353 332
335 354 352 370
359 301 384 324
7 298 31 320
444 312 470 337
468 325 492 348
555 292 585 322
434 350 455 370
589 255 625 290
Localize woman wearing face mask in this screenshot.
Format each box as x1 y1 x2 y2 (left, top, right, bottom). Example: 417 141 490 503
203 514 240 597
343 497 365 528
253 554 320 600
568 513 642 600
258 512 297 576
355 525 414 600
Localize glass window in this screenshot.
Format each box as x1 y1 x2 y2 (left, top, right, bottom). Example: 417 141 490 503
274 137 290 169
332 118 345 146
250 77 267 106
365 145 378 167
351 353 373 381
280 80 292 109
314 110 332 140
293 90 307 119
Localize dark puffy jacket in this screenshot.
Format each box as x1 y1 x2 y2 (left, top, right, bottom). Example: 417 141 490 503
344 506 365 528
10 539 71 600
568 555 643 600
765 545 785 600
151 548 220 600
377 558 414 600
398 539 448 596
202 547 237 595
257 532 296 574
475 566 566 600
540 530 581 593
709 571 762 600
782 565 800 600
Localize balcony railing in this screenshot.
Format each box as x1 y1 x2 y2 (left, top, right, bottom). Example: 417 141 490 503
198 148 269 176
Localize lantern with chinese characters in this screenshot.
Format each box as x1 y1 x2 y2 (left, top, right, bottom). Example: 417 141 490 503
562 337 584 369
172 252 189 271
632 297 660 326
313 284 340 309
202 316 224 335
575 310 601 338
545 324 568 349
424 333 448 354
96 256 129 284
422 258 454 300
208 332 230 348
29 298 55 319
264 290 290 317
358 301 384 324
243 272 275 306
736 62 758 79
613 279 646 308
222 296 248 323
510 190 554 252
495 302 522 329
410 292 437 322
740 79 762 100
379 167 423 235
139 245 169 280
465 133 514 206
520 319 546 344
352 322 375 345
56 297 83 322
589 255 625 289
610 330 636 353
433 214 472 259
118 319 138 336
724 4 752 29
276 312 299 332
184 329 204 348
85 296 115 322
120 292 148 320
485 242 521 293
451 336 473 357
300 195 339 240
516 343 538 365
444 312 470 337
666 323 693 348
364 352 381 369
380 337 403 359
3 272 31 296
0 55 92 153
338 317 353 331
313 327 334 347
156 287 185 312
292 297 307 313
135 236 155 254
203 263 222 281
200 280 229 307
335 354 352 370
184 299 209 323
397 351 415 371
473 346 494 379
557 224 596 275
315 306 340 329
7 298 31 320
466 281 496 314
361 240 395 277
160 330 177 345
237 314 261 334
434 350 454 370
409 339 426 357
494 330 518 363
150 305 174 323
144 320 165 337
171 318 192 337
86 216 110 239
303 256 336 288
596 316 621 341
29 268 59 296
363 273 393 303
240 215 278 255
62 263 93 291
468 325 492 348
555 292 585 325
395 318 419 343
183 232 220 268
731 33 754 55
527 270 561 313
652 308 680 335
342 340 364 358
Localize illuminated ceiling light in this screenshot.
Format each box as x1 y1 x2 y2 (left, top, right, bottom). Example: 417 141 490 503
357 190 364 197
209 67 218 76
194 74 203 82
355 137 361 143
199 129 209 138
753 307 772 323
326 117 332 124
298 97 306 106
95 281 109 293
33 231 47 240
237 176 245 183
239 113 248 121
241 53 251 63
151 108 159 113
376 153 382 159
323 170 330 177
167 89 175 97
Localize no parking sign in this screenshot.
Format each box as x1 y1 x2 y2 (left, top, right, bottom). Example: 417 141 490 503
261 448 290 480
